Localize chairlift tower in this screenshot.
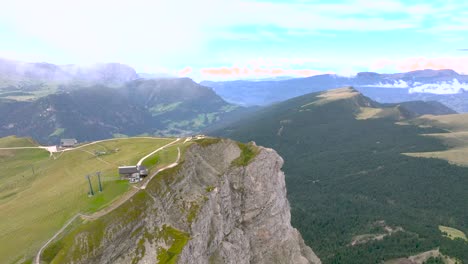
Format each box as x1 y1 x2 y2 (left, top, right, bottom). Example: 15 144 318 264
86 175 94 196
97 171 103 192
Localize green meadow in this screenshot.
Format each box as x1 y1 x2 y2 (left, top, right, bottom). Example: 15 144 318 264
439 225 468 241
0 136 185 263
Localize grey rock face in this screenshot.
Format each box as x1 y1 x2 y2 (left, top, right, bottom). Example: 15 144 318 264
49 139 320 264
179 144 321 264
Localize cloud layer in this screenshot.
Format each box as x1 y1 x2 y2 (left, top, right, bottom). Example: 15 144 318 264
0 0 467 78
409 79 468 94
365 79 468 95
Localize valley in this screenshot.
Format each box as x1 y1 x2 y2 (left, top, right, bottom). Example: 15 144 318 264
0 78 249 144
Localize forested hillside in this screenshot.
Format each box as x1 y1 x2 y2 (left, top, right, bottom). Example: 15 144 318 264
0 78 248 144
213 88 468 263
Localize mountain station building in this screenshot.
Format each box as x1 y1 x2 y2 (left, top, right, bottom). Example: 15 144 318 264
118 165 148 183
60 138 78 148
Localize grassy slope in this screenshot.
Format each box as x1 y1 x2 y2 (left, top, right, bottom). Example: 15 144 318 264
0 136 38 147
439 226 468 241
0 137 180 264
405 114 468 166
214 88 468 263
40 140 196 264
0 79 59 102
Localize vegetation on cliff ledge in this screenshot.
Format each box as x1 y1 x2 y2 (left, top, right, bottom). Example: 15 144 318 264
232 142 259 166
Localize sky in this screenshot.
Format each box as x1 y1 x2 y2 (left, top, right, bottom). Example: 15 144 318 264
0 0 467 80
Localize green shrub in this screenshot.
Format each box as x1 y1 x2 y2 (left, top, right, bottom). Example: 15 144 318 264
195 138 221 147
231 142 259 166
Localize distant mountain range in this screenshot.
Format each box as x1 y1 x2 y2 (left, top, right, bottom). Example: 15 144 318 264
202 69 468 112
0 78 248 144
1 59 466 144
0 58 181 90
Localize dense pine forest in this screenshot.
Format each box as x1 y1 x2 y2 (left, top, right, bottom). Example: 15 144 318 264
214 89 468 263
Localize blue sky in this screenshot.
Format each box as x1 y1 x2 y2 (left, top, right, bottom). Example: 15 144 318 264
0 0 467 80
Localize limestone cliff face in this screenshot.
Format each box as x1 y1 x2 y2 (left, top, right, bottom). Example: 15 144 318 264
178 141 320 264
46 139 321 264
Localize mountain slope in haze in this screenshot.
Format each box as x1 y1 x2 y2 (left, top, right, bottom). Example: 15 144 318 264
37 139 321 264
0 58 138 101
212 87 468 263
0 58 138 86
0 87 153 143
124 78 230 121
202 74 344 106
0 78 248 144
202 69 468 112
386 101 457 118
357 69 465 82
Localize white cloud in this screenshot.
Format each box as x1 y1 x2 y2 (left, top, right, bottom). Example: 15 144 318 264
363 79 468 95
364 80 410 88
409 79 468 94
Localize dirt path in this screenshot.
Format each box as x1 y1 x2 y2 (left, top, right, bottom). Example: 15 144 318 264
1 137 181 162
34 142 182 264
141 147 181 190
63 136 176 152
1 136 178 155
0 146 44 150
136 138 180 166
80 148 180 220
34 214 81 264
0 145 59 158
1 136 175 151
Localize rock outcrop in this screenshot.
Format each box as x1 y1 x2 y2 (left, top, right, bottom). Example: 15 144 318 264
43 139 321 264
